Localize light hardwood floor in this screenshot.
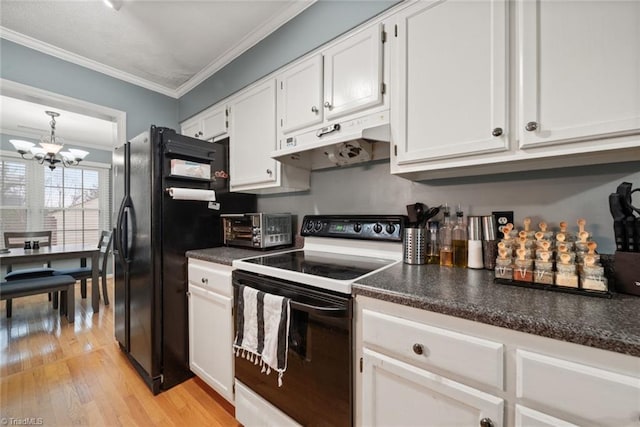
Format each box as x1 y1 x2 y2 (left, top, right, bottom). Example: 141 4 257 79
1 279 240 426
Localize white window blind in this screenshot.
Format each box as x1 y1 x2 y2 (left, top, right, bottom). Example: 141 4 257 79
0 156 111 246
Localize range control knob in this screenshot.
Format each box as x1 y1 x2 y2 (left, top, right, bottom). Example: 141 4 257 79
386 223 396 234
373 223 383 234
314 220 323 232
303 221 313 233
353 223 362 233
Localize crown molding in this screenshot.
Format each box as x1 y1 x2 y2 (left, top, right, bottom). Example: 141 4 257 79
1 1 316 100
174 0 316 97
0 27 179 98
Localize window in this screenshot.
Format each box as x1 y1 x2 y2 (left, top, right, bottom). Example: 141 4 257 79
0 156 111 246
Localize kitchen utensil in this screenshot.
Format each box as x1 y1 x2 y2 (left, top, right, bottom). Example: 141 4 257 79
406 204 419 225
403 227 426 264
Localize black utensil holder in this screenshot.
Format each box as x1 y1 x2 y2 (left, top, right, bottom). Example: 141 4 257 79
614 251 640 296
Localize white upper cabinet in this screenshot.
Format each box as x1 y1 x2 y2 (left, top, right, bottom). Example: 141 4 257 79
229 79 279 189
518 0 640 149
323 23 385 121
278 55 324 135
392 0 508 165
229 79 309 193
181 104 228 141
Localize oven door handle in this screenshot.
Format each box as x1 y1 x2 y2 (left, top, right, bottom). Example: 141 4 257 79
290 300 348 318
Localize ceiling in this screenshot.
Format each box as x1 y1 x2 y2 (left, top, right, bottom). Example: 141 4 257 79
0 0 314 152
0 0 314 98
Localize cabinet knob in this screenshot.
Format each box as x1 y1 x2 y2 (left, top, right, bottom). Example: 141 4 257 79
412 343 424 355
525 121 538 132
479 418 494 427
311 106 319 113
201 277 208 284
492 127 503 137
266 169 273 176
324 102 332 109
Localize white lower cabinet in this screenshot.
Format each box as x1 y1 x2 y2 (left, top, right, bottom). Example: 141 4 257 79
355 296 640 427
362 348 503 427
187 259 234 403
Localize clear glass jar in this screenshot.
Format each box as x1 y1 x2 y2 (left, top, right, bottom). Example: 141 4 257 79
581 259 608 291
555 272 579 287
513 258 534 282
494 257 513 279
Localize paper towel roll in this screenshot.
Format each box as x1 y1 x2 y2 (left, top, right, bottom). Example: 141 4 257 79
168 188 216 201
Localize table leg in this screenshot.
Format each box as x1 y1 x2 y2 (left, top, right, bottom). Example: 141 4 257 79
80 257 87 298
91 252 99 313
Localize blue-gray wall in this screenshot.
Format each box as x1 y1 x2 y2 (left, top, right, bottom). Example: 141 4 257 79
178 0 399 121
0 39 178 140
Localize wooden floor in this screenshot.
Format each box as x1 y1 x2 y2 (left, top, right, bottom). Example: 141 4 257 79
1 279 240 426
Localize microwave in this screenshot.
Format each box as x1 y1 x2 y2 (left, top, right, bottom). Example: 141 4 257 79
221 213 293 249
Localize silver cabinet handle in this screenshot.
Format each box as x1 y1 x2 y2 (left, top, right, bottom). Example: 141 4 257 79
266 169 273 176
311 106 318 113
480 418 494 427
492 127 503 137
412 343 424 355
201 277 208 284
525 121 538 132
324 102 332 109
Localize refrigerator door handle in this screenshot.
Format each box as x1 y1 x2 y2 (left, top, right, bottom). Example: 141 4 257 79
116 195 133 263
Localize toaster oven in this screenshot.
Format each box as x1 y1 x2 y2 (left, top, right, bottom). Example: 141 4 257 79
222 213 293 249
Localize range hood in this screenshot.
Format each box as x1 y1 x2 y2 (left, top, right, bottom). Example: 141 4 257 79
271 110 390 170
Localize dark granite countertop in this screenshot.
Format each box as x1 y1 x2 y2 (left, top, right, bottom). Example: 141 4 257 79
186 239 303 266
353 263 640 357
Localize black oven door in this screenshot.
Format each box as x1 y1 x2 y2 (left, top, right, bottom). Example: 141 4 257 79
232 270 352 427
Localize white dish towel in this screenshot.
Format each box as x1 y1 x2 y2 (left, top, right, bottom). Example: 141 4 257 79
234 285 291 387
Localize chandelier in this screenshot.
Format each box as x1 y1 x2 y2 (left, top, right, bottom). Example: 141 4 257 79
9 111 89 171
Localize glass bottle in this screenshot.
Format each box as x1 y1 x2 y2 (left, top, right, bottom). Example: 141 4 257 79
426 220 440 265
452 205 468 268
439 205 453 267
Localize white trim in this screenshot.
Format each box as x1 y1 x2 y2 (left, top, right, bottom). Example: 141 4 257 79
1 1 316 99
0 79 126 150
174 0 316 97
0 28 177 98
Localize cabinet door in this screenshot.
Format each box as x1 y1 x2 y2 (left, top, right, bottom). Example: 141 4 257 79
201 106 227 141
188 284 234 403
519 0 640 148
278 55 323 135
362 349 504 427
323 23 384 121
393 0 508 164
229 79 278 188
515 405 579 427
181 120 202 139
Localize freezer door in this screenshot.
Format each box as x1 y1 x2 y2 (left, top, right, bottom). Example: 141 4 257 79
128 132 157 383
112 143 128 350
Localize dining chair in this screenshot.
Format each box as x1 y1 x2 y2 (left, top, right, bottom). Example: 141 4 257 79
3 230 55 317
54 230 113 305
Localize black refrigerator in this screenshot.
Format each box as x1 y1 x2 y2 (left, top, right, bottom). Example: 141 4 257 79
112 125 255 394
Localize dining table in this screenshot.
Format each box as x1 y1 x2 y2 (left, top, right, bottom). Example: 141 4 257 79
0 244 101 313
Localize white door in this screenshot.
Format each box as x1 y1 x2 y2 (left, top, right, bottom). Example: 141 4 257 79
229 79 278 188
362 349 504 427
323 23 384 121
201 106 227 140
278 55 323 135
188 284 234 403
393 0 508 165
182 120 202 139
518 0 640 148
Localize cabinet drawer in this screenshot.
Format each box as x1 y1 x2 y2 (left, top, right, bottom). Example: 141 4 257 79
187 259 232 297
516 350 640 426
362 309 504 389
